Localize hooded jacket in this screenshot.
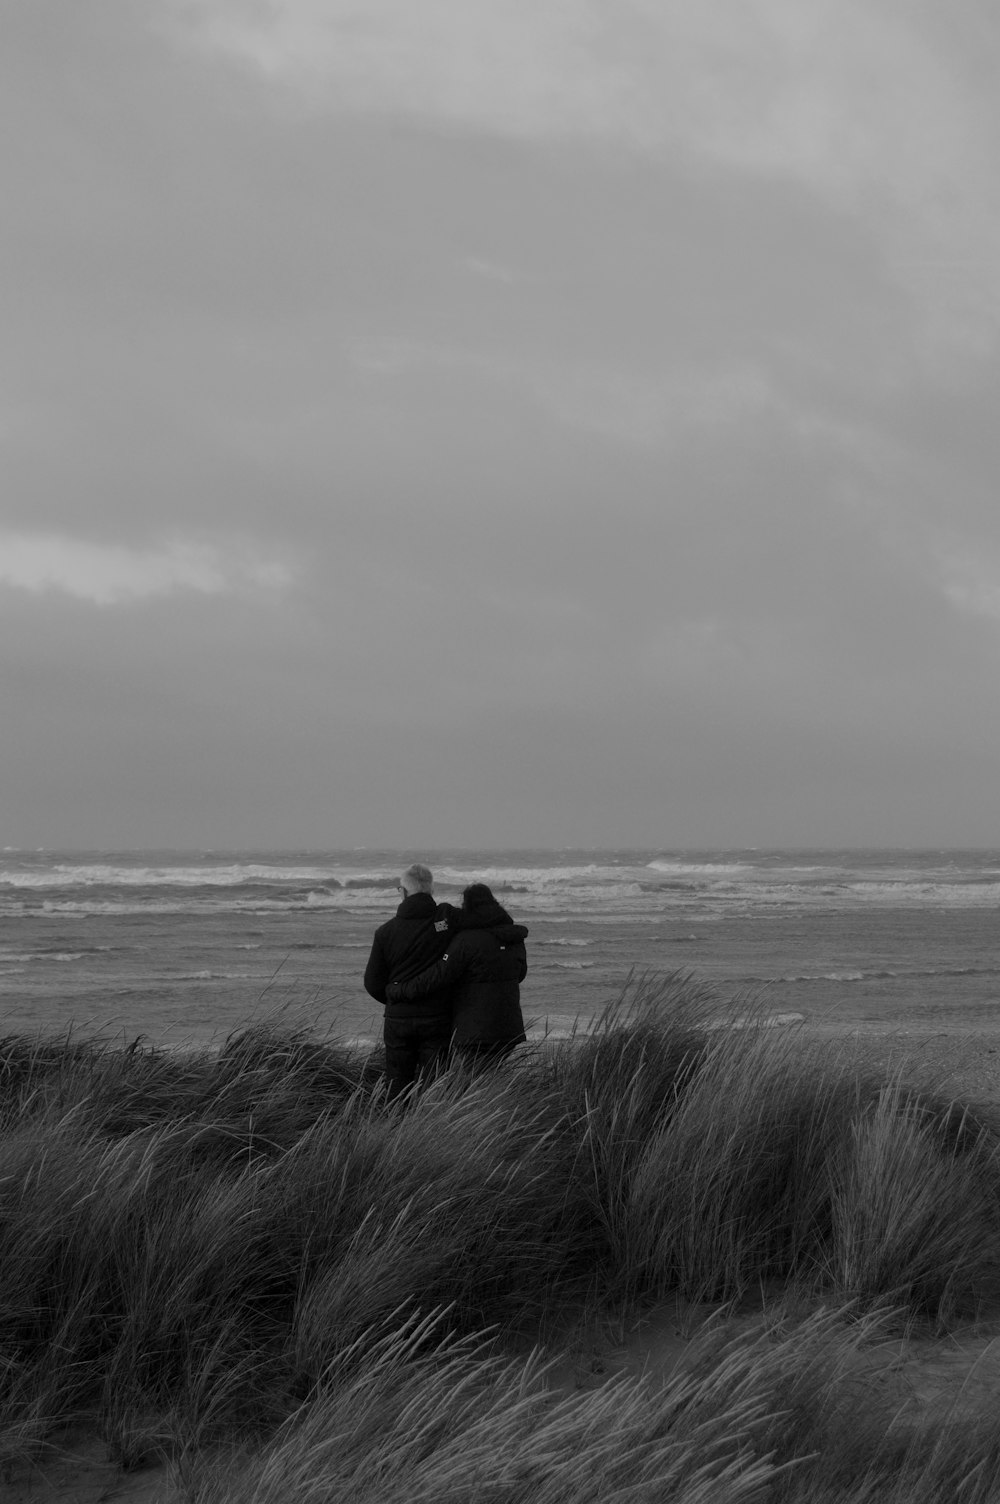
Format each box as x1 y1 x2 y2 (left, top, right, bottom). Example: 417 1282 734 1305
363 891 453 1015
385 899 528 1047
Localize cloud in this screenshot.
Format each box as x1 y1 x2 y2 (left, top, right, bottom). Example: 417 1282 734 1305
164 0 609 131
347 334 783 447
0 533 293 606
164 0 1000 360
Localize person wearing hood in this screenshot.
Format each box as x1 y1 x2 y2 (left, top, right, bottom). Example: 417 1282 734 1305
364 862 454 1098
385 882 528 1068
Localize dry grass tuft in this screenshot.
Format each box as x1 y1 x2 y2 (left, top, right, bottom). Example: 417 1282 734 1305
3 975 1000 1501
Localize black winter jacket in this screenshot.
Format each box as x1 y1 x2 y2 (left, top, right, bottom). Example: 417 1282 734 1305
385 901 528 1047
363 892 453 1015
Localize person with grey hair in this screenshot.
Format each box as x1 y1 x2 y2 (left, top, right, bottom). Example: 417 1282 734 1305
386 882 527 1070
363 863 453 1098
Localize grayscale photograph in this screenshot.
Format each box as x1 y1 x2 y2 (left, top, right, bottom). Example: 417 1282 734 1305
3 4 1000 1501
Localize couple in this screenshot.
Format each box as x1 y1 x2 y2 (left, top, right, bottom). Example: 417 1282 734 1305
363 863 528 1098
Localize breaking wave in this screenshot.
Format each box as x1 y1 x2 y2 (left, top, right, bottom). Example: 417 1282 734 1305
2 849 999 920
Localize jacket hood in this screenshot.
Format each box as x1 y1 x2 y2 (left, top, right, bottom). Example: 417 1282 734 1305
447 899 527 938
491 922 529 946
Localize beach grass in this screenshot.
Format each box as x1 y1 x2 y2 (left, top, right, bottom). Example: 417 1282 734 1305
3 972 1000 1501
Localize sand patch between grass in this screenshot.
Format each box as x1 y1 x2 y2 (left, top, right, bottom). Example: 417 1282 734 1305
4 1430 171 1504
552 1297 1000 1426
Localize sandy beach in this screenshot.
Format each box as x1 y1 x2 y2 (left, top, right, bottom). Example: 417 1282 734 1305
802 1019 1000 1113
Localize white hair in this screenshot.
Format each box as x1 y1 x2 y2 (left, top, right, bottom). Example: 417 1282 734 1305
400 863 433 894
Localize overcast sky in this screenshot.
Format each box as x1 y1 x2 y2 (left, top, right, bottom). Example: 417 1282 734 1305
3 0 1000 850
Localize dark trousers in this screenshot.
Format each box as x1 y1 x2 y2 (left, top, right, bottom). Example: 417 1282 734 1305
383 1010 452 1099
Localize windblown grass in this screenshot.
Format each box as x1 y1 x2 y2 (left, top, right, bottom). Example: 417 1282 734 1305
181 1305 1000 1504
2 971 1000 1501
601 1023 1000 1315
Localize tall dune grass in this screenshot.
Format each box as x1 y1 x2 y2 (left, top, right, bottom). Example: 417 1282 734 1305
2 971 1000 1500
184 1305 1000 1504
602 1024 1000 1314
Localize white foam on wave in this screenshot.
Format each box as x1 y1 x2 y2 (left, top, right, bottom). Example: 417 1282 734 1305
437 863 608 887
0 950 98 964
41 898 212 916
2 862 342 889
694 878 1000 912
14 857 1000 923
777 971 865 983
647 860 754 878
513 883 646 909
36 893 386 917
838 881 1000 908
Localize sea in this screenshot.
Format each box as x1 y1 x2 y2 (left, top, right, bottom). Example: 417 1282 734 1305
1 849 998 1050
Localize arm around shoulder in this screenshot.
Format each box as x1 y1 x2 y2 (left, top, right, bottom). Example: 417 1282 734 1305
385 946 468 1004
